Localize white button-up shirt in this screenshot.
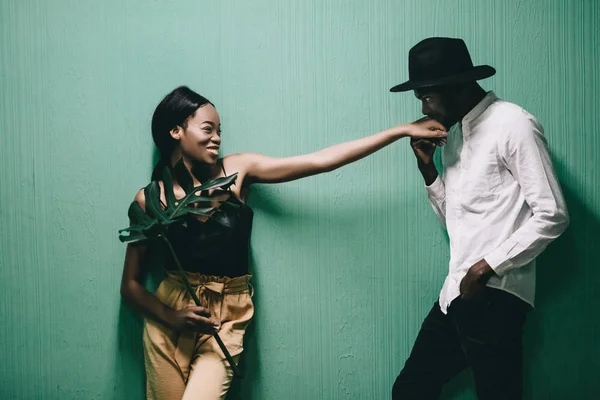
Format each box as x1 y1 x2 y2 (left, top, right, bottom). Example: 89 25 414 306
426 92 569 314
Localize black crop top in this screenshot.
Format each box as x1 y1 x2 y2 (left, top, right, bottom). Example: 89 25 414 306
164 164 253 277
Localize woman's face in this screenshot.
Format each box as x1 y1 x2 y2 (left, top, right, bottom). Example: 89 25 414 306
172 104 222 165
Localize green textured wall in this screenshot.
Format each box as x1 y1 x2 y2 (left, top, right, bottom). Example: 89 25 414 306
1 1 598 399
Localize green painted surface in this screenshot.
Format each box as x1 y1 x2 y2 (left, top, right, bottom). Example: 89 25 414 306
1 1 598 398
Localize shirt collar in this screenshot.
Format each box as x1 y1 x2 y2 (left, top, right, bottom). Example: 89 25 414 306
462 91 498 125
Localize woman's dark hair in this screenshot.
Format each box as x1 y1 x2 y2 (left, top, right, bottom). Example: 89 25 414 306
151 86 213 180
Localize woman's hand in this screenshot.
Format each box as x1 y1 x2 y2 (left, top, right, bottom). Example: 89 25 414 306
399 117 447 139
167 306 219 334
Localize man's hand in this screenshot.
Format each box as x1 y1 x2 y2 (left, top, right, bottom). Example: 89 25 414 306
410 137 443 186
459 259 497 300
410 137 439 166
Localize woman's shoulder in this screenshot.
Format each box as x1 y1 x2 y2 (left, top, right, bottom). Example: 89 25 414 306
221 153 246 165
133 180 166 211
133 188 146 211
222 152 265 174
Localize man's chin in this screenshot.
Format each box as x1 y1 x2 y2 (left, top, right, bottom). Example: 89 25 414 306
429 116 455 129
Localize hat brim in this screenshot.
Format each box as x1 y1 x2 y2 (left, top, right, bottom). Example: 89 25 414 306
389 65 496 93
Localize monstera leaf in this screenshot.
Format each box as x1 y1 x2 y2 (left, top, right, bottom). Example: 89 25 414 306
118 159 244 378
118 159 238 244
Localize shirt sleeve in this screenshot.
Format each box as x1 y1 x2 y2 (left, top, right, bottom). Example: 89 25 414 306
425 175 447 228
484 114 569 276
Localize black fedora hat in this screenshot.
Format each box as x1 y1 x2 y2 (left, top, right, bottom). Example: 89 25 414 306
390 37 495 92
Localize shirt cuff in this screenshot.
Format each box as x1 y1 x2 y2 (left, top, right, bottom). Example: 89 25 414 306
484 247 514 277
425 175 445 201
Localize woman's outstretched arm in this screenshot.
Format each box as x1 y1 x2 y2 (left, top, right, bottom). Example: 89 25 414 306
233 118 446 184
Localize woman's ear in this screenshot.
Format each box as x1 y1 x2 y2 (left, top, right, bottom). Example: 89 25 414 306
170 126 182 140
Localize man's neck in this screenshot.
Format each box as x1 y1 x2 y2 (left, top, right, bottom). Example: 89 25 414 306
455 85 488 122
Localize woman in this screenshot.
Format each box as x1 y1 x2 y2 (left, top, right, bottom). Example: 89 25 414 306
120 86 446 400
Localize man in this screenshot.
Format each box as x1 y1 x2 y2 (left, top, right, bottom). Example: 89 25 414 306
390 37 569 399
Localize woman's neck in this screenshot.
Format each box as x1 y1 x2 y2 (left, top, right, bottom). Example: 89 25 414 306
170 151 219 185
191 161 220 184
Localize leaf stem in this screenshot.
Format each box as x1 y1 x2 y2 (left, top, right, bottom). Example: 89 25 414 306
159 234 244 378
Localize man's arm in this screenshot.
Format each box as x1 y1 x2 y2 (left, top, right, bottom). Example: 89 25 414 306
483 115 569 275
411 138 447 226
460 115 569 299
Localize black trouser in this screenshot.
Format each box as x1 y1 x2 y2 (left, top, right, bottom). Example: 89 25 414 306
392 287 530 400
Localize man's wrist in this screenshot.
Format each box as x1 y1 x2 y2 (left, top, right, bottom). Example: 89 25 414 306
419 162 438 186
473 260 495 282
